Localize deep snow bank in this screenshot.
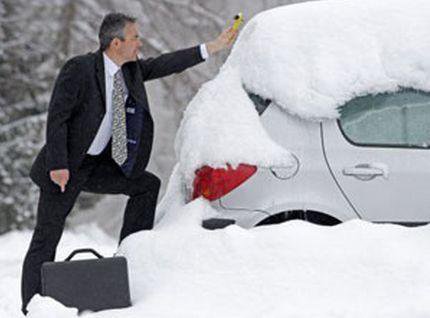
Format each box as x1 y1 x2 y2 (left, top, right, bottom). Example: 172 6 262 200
5 198 429 318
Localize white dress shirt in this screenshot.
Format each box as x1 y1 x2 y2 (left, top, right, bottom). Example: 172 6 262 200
87 44 208 155
199 43 209 60
87 53 128 155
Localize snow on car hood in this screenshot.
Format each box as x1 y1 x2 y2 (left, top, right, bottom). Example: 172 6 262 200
173 0 430 188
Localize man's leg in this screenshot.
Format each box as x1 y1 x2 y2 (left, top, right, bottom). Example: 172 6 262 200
20 188 80 315
82 160 161 245
21 155 100 315
118 171 161 243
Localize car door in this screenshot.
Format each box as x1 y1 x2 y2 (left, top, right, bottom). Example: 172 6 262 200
322 89 430 223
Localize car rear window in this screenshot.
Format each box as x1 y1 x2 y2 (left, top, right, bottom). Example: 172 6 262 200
338 89 430 148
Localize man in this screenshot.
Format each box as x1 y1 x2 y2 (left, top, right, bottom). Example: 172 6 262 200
21 12 238 315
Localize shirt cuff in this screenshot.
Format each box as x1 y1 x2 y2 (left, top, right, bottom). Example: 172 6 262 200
199 43 209 60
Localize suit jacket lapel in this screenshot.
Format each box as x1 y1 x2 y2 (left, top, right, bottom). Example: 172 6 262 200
95 54 150 114
95 49 106 106
122 63 150 113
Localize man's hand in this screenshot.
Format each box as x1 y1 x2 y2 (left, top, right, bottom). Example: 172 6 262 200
206 27 239 55
50 169 70 193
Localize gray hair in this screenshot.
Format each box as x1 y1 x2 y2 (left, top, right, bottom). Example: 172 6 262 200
98 13 137 51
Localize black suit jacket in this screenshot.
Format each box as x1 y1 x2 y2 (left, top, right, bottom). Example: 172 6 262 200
30 46 204 189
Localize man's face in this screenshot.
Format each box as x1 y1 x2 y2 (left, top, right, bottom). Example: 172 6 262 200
117 22 142 62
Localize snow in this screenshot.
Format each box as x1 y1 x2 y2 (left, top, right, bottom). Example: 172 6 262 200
227 0 430 119
175 68 296 187
1 205 430 317
176 0 430 186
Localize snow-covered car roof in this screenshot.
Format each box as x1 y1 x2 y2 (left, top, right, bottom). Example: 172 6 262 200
229 0 430 119
175 0 430 186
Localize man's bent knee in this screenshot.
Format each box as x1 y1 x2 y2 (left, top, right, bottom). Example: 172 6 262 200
131 172 161 196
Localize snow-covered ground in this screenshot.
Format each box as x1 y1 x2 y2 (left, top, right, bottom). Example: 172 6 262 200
0 223 116 317
1 198 429 317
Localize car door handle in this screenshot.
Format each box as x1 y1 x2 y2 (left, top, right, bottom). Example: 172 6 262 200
342 163 388 181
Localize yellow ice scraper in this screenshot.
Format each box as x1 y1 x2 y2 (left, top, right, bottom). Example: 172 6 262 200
232 12 244 31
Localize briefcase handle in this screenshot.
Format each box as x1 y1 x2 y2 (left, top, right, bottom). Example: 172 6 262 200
65 248 104 261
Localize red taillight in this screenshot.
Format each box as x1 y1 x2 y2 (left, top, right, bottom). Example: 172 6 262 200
192 163 257 201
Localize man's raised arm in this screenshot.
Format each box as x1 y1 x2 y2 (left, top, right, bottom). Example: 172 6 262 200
138 27 238 81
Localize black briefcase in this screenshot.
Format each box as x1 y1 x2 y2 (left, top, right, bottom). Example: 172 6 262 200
41 248 132 313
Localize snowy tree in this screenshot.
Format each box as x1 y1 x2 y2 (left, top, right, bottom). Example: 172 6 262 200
0 0 104 233
0 0 62 232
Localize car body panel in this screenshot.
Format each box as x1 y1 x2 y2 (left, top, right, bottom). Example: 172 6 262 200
322 119 430 222
216 104 358 225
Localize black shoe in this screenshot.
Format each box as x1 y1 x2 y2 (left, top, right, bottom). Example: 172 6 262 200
21 305 28 316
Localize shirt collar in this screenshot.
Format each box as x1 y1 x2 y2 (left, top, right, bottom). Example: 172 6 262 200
103 52 120 77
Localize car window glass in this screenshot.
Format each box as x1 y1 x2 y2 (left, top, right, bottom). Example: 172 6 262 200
338 89 430 148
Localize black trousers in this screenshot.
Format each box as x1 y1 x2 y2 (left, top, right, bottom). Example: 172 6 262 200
20 143 160 314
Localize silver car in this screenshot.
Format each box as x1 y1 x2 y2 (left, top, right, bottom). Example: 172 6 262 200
190 89 430 229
